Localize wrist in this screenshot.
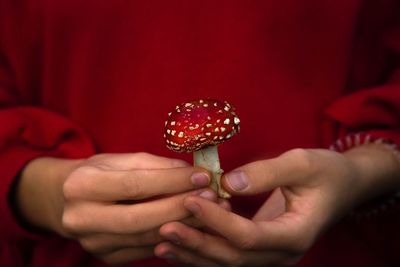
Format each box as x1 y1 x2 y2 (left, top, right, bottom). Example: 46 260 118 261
343 143 400 204
17 157 83 235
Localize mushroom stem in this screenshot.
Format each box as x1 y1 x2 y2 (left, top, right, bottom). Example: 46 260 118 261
193 146 231 198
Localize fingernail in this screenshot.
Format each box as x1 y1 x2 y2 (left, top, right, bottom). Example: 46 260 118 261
190 172 209 186
225 171 249 191
197 190 216 201
161 252 176 260
166 233 181 245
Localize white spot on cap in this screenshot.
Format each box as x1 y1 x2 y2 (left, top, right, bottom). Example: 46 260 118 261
171 121 176 126
214 102 218 107
167 129 171 134
224 106 230 111
203 103 209 107
178 132 184 138
189 124 199 130
223 118 230 125
220 127 226 132
214 127 220 132
206 123 212 128
205 132 211 136
234 117 240 125
171 130 176 136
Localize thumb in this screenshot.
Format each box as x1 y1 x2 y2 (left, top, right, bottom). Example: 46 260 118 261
222 149 310 195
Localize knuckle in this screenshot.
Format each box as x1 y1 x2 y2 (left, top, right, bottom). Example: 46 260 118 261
187 231 207 253
62 179 75 200
134 152 151 159
77 165 100 177
234 229 258 250
128 152 152 164
88 153 109 162
79 238 100 253
236 237 256 250
121 172 144 199
61 207 86 234
63 166 98 199
285 148 315 172
62 173 80 200
61 210 79 234
121 210 140 232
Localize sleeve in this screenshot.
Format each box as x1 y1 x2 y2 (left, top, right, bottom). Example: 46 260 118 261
0 52 95 242
323 3 400 265
324 4 400 146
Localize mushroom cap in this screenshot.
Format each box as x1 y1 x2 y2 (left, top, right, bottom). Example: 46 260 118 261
164 99 240 153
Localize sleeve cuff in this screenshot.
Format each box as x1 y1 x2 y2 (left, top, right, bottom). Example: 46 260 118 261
0 107 95 242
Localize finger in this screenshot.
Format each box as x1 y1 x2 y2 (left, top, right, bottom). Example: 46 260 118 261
79 229 163 255
65 166 211 201
159 221 244 264
183 196 263 250
157 228 296 267
181 199 232 228
183 196 313 252
89 152 190 170
97 246 154 266
63 189 218 234
222 149 314 195
155 242 221 267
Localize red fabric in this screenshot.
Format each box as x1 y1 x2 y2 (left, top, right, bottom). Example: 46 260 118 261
0 0 399 266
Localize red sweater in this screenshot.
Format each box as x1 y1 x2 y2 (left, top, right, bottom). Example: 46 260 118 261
0 0 400 266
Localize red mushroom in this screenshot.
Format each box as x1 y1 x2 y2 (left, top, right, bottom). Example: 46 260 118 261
164 99 240 198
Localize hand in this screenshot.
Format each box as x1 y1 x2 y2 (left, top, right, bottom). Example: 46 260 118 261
155 146 400 266
17 152 217 265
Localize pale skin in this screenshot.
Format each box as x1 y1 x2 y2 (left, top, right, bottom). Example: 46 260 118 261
155 144 400 267
16 152 231 266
